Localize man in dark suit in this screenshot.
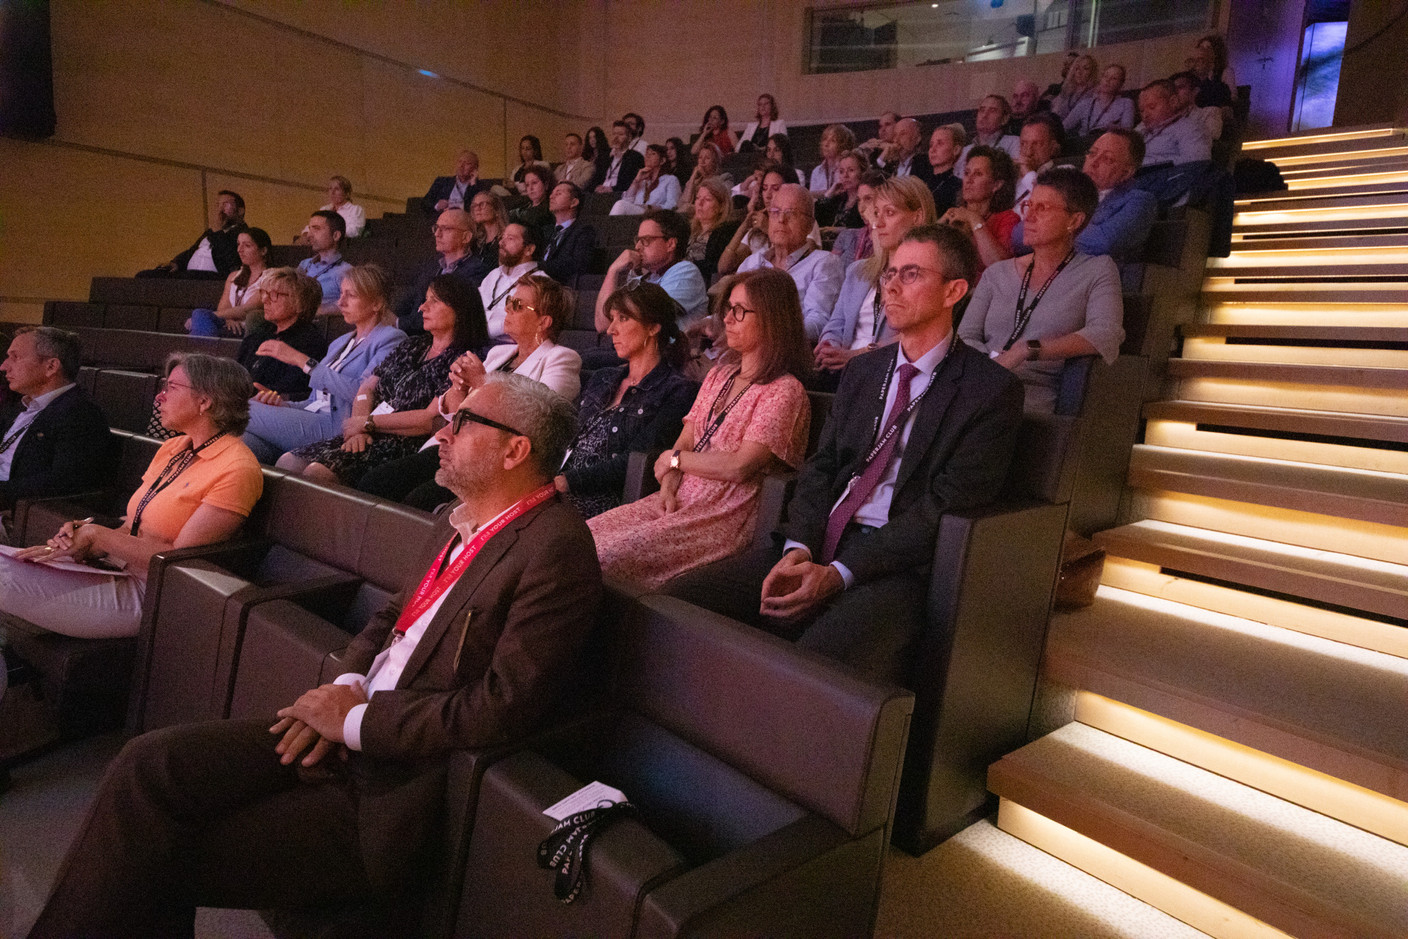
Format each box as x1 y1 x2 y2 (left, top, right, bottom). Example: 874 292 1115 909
27 373 601 938
0 327 111 512
539 181 599 285
667 225 1024 682
139 189 247 279
422 148 490 215
594 120 644 194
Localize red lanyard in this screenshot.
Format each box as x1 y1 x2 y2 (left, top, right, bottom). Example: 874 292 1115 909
393 483 556 636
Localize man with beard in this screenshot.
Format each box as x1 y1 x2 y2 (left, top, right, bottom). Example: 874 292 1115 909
478 222 543 344
26 373 600 938
140 189 247 279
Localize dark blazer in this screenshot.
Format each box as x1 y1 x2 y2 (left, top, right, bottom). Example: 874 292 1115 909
236 319 329 399
779 341 1024 585
886 152 936 187
422 176 490 215
929 170 963 215
340 496 602 889
396 252 488 335
0 386 113 508
540 219 600 284
605 149 644 193
170 222 246 276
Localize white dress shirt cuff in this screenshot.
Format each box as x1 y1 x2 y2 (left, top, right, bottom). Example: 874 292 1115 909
333 672 367 691
342 703 368 752
783 539 853 589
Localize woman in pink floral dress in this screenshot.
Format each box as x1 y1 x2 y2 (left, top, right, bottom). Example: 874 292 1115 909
589 268 812 590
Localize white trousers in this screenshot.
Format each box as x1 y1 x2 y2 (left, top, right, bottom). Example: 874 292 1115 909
0 555 145 639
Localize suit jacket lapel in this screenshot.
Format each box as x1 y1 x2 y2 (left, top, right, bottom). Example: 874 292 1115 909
894 345 964 495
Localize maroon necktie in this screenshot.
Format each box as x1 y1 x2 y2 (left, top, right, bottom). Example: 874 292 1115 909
820 363 920 564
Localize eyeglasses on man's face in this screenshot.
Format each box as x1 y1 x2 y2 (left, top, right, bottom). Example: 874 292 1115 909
634 234 667 247
450 409 526 438
433 224 469 235
879 265 946 288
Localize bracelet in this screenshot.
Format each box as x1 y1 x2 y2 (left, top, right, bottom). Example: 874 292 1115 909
363 416 376 435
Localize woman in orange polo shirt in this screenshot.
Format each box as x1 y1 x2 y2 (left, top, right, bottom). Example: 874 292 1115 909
0 354 263 638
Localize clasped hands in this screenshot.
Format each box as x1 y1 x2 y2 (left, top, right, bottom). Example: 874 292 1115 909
269 682 367 767
651 450 683 514
15 518 100 564
759 548 843 620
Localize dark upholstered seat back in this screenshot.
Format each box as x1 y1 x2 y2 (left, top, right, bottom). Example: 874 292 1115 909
254 474 379 574
612 595 914 837
1002 413 1081 505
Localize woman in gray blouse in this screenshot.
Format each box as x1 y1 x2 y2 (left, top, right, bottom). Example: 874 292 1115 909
958 166 1123 413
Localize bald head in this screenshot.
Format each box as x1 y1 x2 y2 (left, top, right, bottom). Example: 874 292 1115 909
1012 80 1041 117
454 149 479 181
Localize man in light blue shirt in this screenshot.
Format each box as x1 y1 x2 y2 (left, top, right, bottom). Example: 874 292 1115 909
595 210 708 334
298 210 354 315
737 185 843 342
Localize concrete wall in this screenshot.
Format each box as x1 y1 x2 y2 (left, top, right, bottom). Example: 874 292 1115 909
1335 0 1408 129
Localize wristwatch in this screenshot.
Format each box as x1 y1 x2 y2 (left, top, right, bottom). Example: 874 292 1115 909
669 449 681 472
363 416 377 435
972 220 985 231
1027 339 1042 361
301 357 318 375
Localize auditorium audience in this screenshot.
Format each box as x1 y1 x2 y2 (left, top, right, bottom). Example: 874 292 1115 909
278 277 477 487
187 227 273 337
467 191 509 280
693 105 737 156
809 123 857 194
555 132 596 189
857 110 901 168
481 222 543 344
831 169 887 266
1172 70 1225 142
883 118 934 185
815 176 937 379
298 210 353 315
740 94 786 152
1137 79 1213 165
423 149 486 213
940 144 1020 272
140 189 246 279
1193 33 1237 113
25 374 598 939
959 167 1124 412
679 141 729 217
395 208 480 333
597 210 709 331
815 149 868 228
539 182 600 285
235 267 329 401
1063 64 1136 138
765 134 807 185
926 124 965 215
313 175 366 239
0 354 262 639
667 225 1024 683
243 264 407 463
685 176 741 279
1049 54 1099 120
610 143 682 215
623 112 649 154
583 125 612 189
556 284 697 518
956 95 1021 175
0 327 111 514
588 267 811 590
510 164 555 233
596 120 645 193
511 135 550 195
737 184 843 342
1004 79 1046 136
718 164 789 275
1014 114 1066 218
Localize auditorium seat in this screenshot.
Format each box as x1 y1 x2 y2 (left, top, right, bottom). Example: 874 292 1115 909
450 594 913 938
90 368 158 432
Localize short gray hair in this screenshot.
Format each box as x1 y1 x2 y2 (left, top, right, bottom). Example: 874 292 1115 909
17 326 82 381
165 353 255 435
775 183 815 222
483 372 576 479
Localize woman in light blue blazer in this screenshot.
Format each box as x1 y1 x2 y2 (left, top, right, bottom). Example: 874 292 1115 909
242 264 406 462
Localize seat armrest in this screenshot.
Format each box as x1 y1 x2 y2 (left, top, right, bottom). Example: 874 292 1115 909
753 473 797 549
11 492 112 546
624 450 665 504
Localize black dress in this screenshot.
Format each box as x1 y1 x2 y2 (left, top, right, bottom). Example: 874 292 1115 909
290 334 465 485
236 319 329 399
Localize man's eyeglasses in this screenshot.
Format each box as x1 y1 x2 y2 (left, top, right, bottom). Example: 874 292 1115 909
432 225 469 235
766 208 804 221
722 303 755 323
505 296 538 314
879 265 946 287
450 409 525 438
634 234 666 247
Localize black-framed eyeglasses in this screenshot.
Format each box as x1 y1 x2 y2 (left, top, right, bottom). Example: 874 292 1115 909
451 409 525 438
634 234 667 247
722 303 756 323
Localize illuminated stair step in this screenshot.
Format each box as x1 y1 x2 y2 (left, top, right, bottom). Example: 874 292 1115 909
1143 402 1408 475
1234 190 1407 213
1181 323 1408 344
1100 558 1408 659
1204 302 1408 328
1205 261 1408 280
1282 173 1408 195
1201 283 1408 303
1168 358 1408 393
1045 589 1408 803
1094 519 1408 619
1267 144 1408 168
1177 336 1408 369
990 724 1408 938
1127 446 1408 529
1211 243 1408 266
1274 153 1408 178
1233 201 1408 228
877 818 1211 938
1229 232 1408 252
1242 127 1404 155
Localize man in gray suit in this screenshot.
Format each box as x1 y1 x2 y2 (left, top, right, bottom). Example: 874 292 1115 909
28 374 601 938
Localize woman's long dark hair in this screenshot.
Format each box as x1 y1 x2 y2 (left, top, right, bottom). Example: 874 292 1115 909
427 274 489 351
233 227 272 289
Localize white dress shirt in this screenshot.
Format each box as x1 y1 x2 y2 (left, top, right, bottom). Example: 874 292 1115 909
480 261 541 339
0 383 76 481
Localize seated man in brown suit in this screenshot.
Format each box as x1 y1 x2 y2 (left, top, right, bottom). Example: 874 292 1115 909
28 373 601 938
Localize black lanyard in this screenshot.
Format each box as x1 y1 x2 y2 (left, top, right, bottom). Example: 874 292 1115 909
862 339 960 465
129 432 226 536
869 284 885 344
487 265 536 313
1003 250 1076 350
694 369 752 453
0 416 31 456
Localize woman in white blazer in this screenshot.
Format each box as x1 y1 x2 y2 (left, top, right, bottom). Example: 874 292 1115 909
242 264 405 462
355 274 581 507
740 93 787 152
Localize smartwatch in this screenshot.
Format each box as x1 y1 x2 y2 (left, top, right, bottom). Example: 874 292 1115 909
301 357 318 375
1027 339 1042 361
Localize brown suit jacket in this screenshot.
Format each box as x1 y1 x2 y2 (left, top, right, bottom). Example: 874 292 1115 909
343 494 602 889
